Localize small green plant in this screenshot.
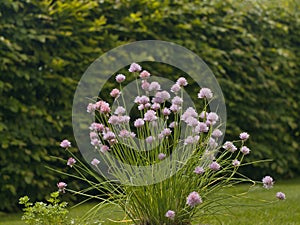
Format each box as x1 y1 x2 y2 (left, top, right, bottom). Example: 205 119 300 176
19 191 72 225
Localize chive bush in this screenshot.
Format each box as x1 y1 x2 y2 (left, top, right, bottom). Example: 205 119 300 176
0 0 299 211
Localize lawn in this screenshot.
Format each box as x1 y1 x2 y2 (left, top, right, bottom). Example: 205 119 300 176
1 178 299 225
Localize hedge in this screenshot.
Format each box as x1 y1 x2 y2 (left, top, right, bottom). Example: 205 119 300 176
0 0 299 211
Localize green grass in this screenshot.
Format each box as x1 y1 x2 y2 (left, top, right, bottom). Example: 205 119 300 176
1 178 299 225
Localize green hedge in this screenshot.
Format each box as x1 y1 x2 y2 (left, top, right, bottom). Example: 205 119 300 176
0 0 299 211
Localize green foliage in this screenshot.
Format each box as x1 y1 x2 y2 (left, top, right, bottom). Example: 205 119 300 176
19 192 71 225
0 0 299 211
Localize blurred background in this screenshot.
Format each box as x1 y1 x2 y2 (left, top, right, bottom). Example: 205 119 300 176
0 0 299 212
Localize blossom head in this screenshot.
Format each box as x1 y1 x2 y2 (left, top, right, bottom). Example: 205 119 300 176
60 139 71 148
141 80 150 91
146 136 154 144
176 77 188 86
165 210 175 220
100 145 110 153
276 192 286 200
91 158 100 166
240 146 250 155
158 153 166 160
89 123 105 132
186 191 202 207
170 83 181 93
194 122 208 133
140 70 150 79
115 74 126 83
87 103 95 113
212 129 223 138
232 159 240 167
209 161 221 171
262 176 274 189
194 166 205 175
198 87 213 99
110 88 120 98
134 118 145 128
57 182 67 193
169 121 178 128
206 112 219 125
148 81 161 92
144 110 157 122
223 141 237 152
128 62 142 72
114 106 126 115
239 132 250 140
67 158 76 167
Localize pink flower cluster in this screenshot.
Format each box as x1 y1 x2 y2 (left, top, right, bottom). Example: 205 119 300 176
87 100 111 114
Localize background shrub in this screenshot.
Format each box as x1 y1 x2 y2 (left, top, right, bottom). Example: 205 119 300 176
0 0 299 211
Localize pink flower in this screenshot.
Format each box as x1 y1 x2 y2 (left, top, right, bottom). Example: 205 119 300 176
100 145 110 153
103 131 116 140
151 103 160 110
171 96 183 105
276 192 286 200
194 122 209 133
135 95 150 104
119 129 135 138
171 83 181 93
146 136 154 144
232 159 240 167
87 103 95 113
158 153 166 160
206 112 219 125
240 146 250 155
140 70 150 79
223 141 237 152
181 107 198 122
199 111 208 119
161 128 172 137
212 129 223 138
141 80 150 91
91 138 101 147
157 91 171 100
67 158 76 167
148 81 161 92
185 117 199 127
57 182 67 193
262 176 274 189
162 108 171 116
91 158 100 166
186 191 202 207
110 88 120 98
134 118 145 128
170 104 180 113
60 139 71 148
194 166 205 174
89 123 105 132
239 132 250 140
209 161 221 171
129 63 142 72
114 106 126 115
95 100 111 114
115 74 126 83
209 138 218 148
176 77 188 86
165 210 175 220
108 115 120 125
184 135 199 145
198 88 213 99
144 110 157 122
169 121 178 128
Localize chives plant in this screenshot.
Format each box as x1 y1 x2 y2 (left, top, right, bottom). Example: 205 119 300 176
56 63 285 225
